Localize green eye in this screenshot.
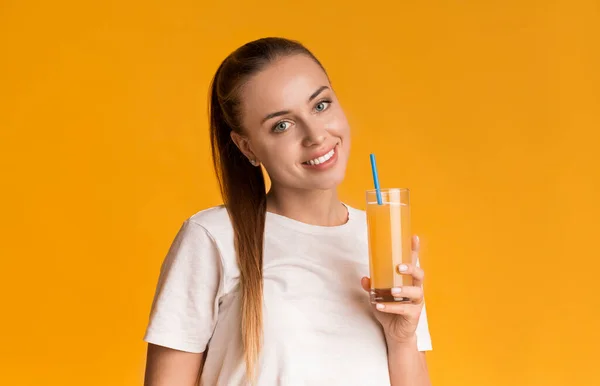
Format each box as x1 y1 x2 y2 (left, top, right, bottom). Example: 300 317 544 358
315 100 331 112
273 121 291 133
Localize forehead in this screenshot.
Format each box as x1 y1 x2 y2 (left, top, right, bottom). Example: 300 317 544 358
239 54 330 121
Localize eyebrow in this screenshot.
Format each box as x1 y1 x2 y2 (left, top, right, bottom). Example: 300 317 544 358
308 85 329 103
261 85 330 124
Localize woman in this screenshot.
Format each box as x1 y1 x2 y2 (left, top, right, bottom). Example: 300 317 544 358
143 37 433 386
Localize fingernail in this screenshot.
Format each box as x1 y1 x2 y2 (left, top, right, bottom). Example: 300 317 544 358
376 303 385 310
398 264 408 272
391 287 402 295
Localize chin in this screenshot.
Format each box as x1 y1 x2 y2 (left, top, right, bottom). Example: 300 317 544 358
310 169 347 190
311 180 342 191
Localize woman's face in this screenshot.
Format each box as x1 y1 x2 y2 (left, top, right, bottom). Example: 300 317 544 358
233 54 351 192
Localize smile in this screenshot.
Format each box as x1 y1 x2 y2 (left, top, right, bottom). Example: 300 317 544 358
301 143 340 170
303 147 335 166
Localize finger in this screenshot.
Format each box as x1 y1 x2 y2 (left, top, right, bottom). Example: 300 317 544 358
411 235 420 269
411 235 420 253
396 263 425 287
390 286 424 304
361 276 370 292
375 302 420 315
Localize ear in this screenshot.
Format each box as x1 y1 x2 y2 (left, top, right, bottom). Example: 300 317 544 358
230 131 259 164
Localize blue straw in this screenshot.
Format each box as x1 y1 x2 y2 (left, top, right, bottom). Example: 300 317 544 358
369 154 383 205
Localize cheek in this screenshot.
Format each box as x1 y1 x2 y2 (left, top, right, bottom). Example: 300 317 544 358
324 109 351 140
259 139 300 171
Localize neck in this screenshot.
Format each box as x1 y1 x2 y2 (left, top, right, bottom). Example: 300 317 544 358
266 185 348 227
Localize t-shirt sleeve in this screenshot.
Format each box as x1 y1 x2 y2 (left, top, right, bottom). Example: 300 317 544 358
143 219 222 353
415 301 433 351
415 256 433 351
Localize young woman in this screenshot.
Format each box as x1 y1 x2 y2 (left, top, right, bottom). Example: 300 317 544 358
143 37 433 386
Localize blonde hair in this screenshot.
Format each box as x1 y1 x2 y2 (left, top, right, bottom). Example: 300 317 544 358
208 37 326 381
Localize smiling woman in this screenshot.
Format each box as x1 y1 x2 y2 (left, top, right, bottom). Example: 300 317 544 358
232 54 350 193
142 37 432 386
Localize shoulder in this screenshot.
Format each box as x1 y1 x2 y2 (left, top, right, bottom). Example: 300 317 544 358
187 205 233 236
184 205 236 266
165 206 232 258
346 204 367 225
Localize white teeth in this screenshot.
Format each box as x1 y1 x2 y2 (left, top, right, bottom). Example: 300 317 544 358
306 148 335 165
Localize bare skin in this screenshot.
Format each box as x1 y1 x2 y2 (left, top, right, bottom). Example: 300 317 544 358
144 54 431 386
144 344 204 386
232 54 351 227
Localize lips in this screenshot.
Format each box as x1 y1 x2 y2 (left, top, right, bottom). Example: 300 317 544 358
302 144 338 166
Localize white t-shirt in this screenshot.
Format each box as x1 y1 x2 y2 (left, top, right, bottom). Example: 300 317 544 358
143 204 432 386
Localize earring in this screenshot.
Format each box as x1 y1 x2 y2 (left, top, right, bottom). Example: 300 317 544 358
249 159 259 166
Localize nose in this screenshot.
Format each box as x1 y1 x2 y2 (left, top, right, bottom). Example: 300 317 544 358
301 122 327 147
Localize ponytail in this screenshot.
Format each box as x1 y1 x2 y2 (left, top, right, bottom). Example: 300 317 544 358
209 64 266 382
207 37 326 381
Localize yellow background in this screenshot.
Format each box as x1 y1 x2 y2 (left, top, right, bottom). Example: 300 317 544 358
1 1 598 385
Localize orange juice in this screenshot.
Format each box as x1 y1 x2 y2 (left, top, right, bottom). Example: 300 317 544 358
366 189 413 303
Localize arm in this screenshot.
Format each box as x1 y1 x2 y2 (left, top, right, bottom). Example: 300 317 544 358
143 220 222 385
387 337 431 386
144 344 206 386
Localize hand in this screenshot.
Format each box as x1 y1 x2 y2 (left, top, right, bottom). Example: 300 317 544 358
361 235 425 345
